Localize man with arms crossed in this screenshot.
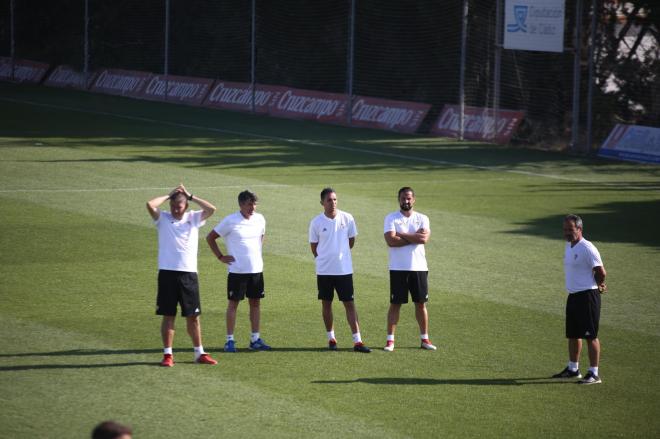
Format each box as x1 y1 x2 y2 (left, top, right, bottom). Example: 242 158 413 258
206 190 271 352
146 184 218 367
553 214 607 384
383 187 437 352
309 188 371 353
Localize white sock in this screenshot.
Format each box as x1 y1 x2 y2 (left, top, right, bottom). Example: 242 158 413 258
386 334 395 342
251 332 260 343
352 332 362 344
226 334 235 342
163 347 173 355
568 361 579 372
194 345 205 359
327 330 335 341
420 333 429 341
589 366 599 376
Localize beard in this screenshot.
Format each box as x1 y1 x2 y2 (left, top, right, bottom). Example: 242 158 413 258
400 203 412 211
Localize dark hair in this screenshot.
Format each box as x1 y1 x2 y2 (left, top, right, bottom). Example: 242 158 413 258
238 190 258 204
564 214 583 229
398 186 415 198
91 421 132 439
320 187 335 201
169 191 188 204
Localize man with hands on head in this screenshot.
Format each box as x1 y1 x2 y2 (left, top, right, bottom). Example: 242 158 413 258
146 184 218 367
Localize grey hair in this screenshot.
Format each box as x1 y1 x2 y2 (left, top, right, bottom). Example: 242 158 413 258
564 214 583 229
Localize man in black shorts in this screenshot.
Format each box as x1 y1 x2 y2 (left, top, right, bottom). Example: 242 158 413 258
147 184 218 366
309 188 370 352
206 190 271 352
553 214 607 384
383 187 436 352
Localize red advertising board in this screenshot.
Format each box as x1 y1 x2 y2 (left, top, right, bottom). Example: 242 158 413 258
90 68 153 97
44 65 95 90
138 74 214 106
0 57 49 83
431 105 524 144
267 86 348 123
204 80 429 132
203 81 272 113
350 96 430 133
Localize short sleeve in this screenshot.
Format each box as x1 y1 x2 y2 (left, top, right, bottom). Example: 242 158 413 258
422 214 430 232
309 219 319 243
189 210 205 228
384 214 395 233
348 215 358 238
214 217 231 237
587 243 603 268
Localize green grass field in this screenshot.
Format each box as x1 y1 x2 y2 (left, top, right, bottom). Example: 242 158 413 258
1 82 659 438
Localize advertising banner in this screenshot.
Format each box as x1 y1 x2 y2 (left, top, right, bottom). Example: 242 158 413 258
0 57 49 83
90 69 152 97
350 96 430 133
204 81 272 113
44 65 95 89
431 105 524 144
204 80 429 132
504 0 565 53
267 86 348 123
139 74 214 106
598 124 660 164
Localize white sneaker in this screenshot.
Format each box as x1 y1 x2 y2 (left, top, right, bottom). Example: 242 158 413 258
420 339 437 350
383 341 394 352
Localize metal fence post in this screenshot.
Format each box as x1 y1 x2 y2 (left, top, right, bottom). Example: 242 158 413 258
570 0 583 152
164 0 170 101
346 0 356 126
84 0 89 84
10 0 15 81
459 0 469 140
586 0 598 152
250 0 256 113
493 0 503 141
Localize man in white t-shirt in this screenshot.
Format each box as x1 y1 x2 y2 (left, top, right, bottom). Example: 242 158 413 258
383 187 437 352
206 190 271 352
309 188 371 353
146 184 218 367
552 214 607 385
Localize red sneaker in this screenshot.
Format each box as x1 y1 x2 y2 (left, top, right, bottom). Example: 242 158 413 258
383 340 394 352
328 339 338 350
160 354 174 367
195 353 218 365
420 339 437 350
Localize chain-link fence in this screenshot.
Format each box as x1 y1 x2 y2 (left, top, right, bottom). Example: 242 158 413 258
1 0 658 151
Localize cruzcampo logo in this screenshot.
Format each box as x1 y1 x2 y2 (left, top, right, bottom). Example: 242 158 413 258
507 5 528 33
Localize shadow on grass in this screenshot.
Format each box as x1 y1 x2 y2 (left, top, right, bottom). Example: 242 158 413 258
0 362 157 371
506 198 660 249
312 377 574 386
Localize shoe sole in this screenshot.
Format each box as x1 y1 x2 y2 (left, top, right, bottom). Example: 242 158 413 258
578 379 602 385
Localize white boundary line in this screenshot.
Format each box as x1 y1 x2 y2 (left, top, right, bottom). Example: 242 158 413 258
2 96 655 191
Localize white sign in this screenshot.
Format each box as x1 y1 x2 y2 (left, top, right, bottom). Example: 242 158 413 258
504 0 565 53
598 124 660 164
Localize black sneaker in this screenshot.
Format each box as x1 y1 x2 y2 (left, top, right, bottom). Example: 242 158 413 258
328 339 338 351
353 342 371 353
552 367 582 379
577 371 602 385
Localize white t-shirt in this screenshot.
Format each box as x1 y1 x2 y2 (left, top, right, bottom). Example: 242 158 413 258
155 210 205 273
213 211 265 274
309 210 357 275
384 210 430 271
564 238 603 293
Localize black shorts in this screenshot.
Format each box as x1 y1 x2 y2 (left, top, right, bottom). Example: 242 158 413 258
156 270 201 317
389 270 429 304
317 274 354 302
565 289 601 339
227 272 265 301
